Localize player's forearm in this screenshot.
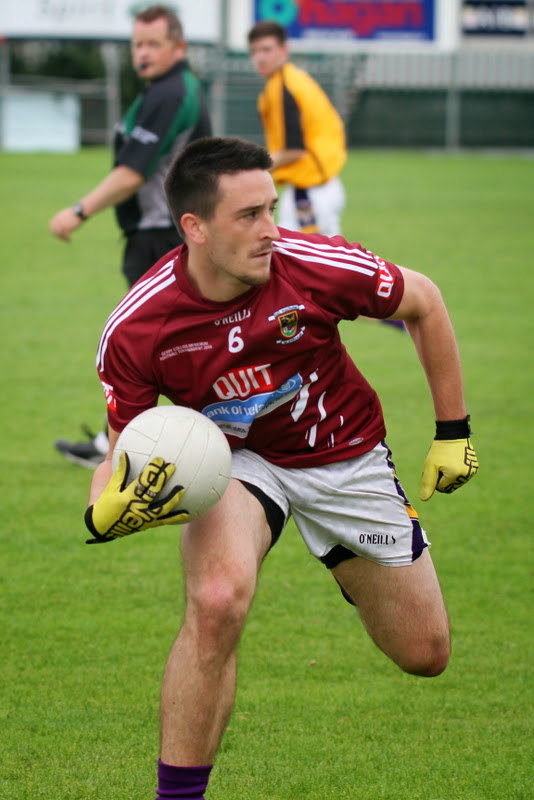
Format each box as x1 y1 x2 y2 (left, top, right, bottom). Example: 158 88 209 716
79 165 144 217
396 268 467 421
88 458 114 506
405 311 467 421
269 149 305 170
87 425 121 505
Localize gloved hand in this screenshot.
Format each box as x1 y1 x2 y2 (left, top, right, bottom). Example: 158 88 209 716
85 452 189 543
420 417 479 501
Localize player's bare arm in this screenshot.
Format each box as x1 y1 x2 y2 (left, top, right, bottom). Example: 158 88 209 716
87 427 119 506
392 266 466 421
392 266 478 499
49 165 145 242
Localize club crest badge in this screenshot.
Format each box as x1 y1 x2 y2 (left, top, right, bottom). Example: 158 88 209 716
278 310 299 338
268 304 306 345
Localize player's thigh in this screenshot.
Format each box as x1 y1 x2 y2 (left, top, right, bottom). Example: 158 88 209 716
180 478 273 608
332 549 450 674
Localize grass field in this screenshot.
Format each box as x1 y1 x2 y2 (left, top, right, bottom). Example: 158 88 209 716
1 148 533 800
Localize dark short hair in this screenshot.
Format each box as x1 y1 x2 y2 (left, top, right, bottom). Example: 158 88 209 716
164 137 273 237
134 4 183 42
248 20 287 45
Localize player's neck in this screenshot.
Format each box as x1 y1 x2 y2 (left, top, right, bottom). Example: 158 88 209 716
184 252 256 303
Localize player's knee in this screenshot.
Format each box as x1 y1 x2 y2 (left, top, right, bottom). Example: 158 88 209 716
188 573 254 640
399 635 450 678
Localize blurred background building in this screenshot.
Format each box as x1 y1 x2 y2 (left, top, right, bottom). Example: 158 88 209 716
1 0 533 151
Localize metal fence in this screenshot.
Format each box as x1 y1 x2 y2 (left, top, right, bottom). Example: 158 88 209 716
200 46 534 149
5 43 534 149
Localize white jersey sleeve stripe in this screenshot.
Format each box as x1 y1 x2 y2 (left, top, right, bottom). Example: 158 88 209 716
274 243 376 277
98 263 172 359
276 234 349 250
97 269 176 370
274 239 379 276
104 260 175 331
276 236 374 258
274 242 378 270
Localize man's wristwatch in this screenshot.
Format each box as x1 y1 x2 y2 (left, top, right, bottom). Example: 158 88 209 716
72 202 88 221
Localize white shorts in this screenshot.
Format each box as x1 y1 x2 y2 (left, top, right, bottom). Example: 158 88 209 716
277 176 346 237
231 442 429 568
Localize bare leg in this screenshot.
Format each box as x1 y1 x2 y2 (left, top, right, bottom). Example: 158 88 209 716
332 549 450 677
160 479 272 766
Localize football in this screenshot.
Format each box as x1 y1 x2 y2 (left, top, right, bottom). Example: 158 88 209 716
112 405 232 520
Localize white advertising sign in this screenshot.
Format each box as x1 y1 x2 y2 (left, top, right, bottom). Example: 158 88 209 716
0 0 219 42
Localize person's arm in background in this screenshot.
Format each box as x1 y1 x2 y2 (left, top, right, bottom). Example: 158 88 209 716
49 165 144 241
269 149 305 170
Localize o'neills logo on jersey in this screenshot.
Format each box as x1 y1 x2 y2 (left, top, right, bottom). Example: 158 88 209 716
213 363 274 400
101 380 116 411
268 304 306 345
214 309 251 326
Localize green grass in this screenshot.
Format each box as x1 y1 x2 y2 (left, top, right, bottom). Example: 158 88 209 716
1 148 533 800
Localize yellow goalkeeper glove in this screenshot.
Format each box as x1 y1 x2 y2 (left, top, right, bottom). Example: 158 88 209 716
420 417 479 501
85 452 189 543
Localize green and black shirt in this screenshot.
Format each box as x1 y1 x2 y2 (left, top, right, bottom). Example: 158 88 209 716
113 60 211 234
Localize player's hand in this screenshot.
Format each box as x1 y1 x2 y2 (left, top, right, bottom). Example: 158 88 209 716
84 452 189 543
420 419 479 501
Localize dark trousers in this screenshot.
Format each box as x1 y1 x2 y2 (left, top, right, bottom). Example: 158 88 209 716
122 228 183 288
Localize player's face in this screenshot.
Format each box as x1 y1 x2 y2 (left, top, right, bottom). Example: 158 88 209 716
249 36 288 78
194 170 280 300
131 18 185 81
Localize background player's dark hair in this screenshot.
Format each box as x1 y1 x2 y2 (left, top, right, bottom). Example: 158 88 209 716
247 20 287 45
134 4 184 42
164 137 273 237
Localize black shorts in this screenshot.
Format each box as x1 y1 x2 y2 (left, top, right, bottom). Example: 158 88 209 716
122 228 183 288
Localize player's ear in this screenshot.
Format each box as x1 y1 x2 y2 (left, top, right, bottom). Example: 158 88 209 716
180 212 207 244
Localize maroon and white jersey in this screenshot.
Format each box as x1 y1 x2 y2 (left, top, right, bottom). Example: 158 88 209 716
96 228 404 468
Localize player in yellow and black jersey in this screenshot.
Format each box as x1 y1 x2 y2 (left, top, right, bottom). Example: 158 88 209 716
248 19 347 236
